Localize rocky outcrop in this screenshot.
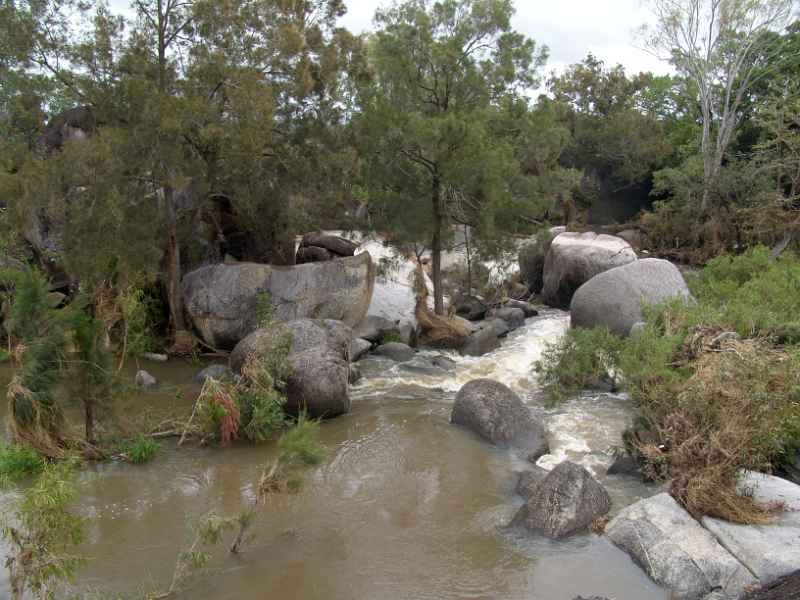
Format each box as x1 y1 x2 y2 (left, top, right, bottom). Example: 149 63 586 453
296 232 359 263
451 379 548 458
542 232 637 309
37 106 96 154
230 319 352 418
511 461 610 539
606 493 756 600
570 258 692 337
183 252 374 349
702 473 800 588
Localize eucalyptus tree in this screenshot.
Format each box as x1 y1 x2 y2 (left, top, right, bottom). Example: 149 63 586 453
640 0 797 211
359 0 547 315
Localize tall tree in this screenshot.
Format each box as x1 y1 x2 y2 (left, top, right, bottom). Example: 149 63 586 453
359 0 546 314
640 0 796 211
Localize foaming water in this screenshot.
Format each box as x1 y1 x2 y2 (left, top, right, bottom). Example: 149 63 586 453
0 312 666 600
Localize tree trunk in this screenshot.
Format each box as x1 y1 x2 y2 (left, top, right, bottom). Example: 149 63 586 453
165 187 187 336
84 397 96 446
431 176 445 316
464 224 472 296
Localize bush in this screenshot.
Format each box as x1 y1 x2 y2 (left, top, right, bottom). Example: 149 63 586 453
120 434 160 465
0 443 44 484
534 326 622 405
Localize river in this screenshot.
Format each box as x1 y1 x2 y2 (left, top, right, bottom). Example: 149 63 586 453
0 310 667 600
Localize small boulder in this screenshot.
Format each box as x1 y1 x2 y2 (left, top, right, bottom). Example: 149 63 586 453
492 307 525 330
515 466 550 500
606 452 642 478
375 342 415 362
299 232 359 257
505 299 539 318
194 364 232 384
454 295 488 321
451 379 547 457
606 493 755 600
542 232 637 309
135 370 157 389
431 355 457 372
296 246 333 264
461 326 501 357
350 338 372 362
142 352 168 363
570 258 692 337
511 461 610 539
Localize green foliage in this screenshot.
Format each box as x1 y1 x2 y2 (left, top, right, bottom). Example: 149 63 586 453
535 326 622 404
0 443 44 485
119 434 160 465
279 413 326 467
237 385 287 443
118 287 159 359
255 291 274 329
2 462 86 600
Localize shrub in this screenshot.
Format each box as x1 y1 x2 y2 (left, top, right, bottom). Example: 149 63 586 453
0 443 44 484
534 326 622 405
380 331 403 344
120 434 160 465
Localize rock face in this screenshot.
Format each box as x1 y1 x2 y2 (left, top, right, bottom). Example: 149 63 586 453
230 319 352 418
571 258 692 337
451 379 548 458
183 252 375 349
542 232 637 309
511 461 611 539
702 473 800 587
606 493 756 600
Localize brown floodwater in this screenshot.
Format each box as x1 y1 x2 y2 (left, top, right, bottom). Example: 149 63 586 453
0 311 668 600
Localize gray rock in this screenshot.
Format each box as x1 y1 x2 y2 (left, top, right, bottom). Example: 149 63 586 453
194 364 232 384
461 326 501 357
515 466 550 499
571 259 692 337
617 229 643 248
431 355 457 371
505 299 539 318
606 493 756 600
542 232 637 309
511 461 610 538
348 364 362 384
182 252 375 349
230 319 353 419
702 472 800 587
135 370 157 389
519 231 555 294
299 232 359 257
606 452 642 478
296 246 333 264
454 295 488 321
397 322 416 346
710 331 741 347
493 307 526 330
142 352 168 363
740 571 800 600
490 318 511 338
375 342 415 362
451 379 548 457
350 338 372 362
352 315 397 343
630 321 647 335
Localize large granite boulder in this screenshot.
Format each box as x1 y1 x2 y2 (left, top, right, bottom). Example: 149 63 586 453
511 461 610 538
542 232 636 309
702 472 800 587
571 258 692 337
515 466 551 500
230 319 352 418
606 493 756 600
183 252 375 349
451 379 548 458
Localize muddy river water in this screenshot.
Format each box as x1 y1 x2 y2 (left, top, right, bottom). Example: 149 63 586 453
0 310 668 600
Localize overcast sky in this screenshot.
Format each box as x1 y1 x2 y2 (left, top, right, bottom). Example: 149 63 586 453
339 0 672 79
108 0 672 79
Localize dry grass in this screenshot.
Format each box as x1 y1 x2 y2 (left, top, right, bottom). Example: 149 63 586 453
636 332 798 524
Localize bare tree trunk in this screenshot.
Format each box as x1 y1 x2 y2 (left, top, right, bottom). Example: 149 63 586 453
464 224 472 296
84 397 96 446
431 176 445 316
165 187 187 337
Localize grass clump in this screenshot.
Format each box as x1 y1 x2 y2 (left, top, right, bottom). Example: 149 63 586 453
118 434 160 465
535 247 800 523
0 443 45 484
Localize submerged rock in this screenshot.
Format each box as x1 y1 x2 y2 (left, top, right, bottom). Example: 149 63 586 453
194 364 232 384
135 370 157 389
571 258 692 337
461 325 501 357
375 342 415 362
450 379 548 458
511 461 610 539
182 252 374 349
606 493 755 600
542 232 637 309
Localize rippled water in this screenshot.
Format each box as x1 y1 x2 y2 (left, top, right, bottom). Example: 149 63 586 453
0 311 667 600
